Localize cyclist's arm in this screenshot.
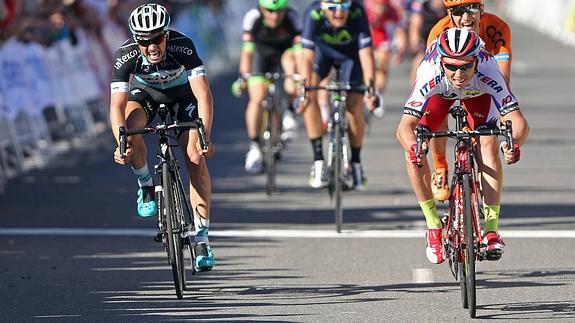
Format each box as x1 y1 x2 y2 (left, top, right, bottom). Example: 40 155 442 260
396 113 420 152
189 75 214 141
300 47 315 87
239 32 255 78
109 88 128 145
358 46 375 86
501 109 529 146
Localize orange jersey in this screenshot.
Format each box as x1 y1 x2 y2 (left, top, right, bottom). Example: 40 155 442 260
426 13 512 61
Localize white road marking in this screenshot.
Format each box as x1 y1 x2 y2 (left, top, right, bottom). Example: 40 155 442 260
413 268 434 284
0 228 574 238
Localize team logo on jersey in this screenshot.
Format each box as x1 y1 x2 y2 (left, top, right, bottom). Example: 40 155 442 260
419 74 444 96
114 49 139 70
169 45 194 56
464 90 482 96
476 71 503 93
321 30 352 45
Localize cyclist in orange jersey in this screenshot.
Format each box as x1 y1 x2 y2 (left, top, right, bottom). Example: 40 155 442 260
423 0 512 203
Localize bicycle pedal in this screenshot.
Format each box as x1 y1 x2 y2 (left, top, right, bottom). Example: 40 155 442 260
153 232 163 243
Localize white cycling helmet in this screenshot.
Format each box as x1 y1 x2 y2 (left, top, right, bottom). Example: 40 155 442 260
129 3 170 37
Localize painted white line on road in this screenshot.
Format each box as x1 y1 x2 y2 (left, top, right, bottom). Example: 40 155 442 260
413 268 433 284
0 228 575 238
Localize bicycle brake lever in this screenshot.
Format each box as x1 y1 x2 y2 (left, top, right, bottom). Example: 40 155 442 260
119 126 127 157
196 118 208 154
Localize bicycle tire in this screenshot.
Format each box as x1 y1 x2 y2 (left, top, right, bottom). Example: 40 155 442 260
173 165 196 280
162 162 185 299
265 108 280 195
171 169 191 290
450 181 468 309
463 174 477 318
334 117 343 233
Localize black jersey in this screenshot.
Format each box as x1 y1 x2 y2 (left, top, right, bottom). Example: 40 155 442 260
301 1 372 56
110 30 205 92
242 7 301 49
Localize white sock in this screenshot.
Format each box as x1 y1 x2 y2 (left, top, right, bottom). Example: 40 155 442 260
132 164 153 187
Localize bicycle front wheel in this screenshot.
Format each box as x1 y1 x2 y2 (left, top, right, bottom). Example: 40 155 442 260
162 162 186 299
333 121 343 233
264 108 280 195
462 174 477 318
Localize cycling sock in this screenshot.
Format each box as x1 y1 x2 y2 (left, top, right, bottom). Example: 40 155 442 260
310 137 324 161
483 204 500 233
350 146 361 163
432 153 448 171
132 164 153 187
194 217 210 244
419 199 442 229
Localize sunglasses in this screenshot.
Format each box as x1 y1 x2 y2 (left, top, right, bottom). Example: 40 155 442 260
322 2 351 12
451 4 481 16
442 61 475 72
135 33 166 47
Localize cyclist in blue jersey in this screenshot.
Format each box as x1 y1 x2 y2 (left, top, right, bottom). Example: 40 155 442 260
231 0 302 174
298 0 378 190
109 4 215 271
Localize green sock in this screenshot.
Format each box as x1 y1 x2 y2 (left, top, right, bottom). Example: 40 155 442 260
419 199 442 229
484 204 500 233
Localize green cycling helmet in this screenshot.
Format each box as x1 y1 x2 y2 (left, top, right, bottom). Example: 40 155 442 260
259 0 288 11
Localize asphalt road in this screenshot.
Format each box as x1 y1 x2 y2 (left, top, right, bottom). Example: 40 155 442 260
1 20 574 322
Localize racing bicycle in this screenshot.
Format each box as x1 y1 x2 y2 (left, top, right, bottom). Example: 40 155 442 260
415 101 514 318
119 102 208 299
303 65 373 233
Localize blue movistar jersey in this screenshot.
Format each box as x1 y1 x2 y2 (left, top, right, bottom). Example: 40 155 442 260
110 30 206 92
301 1 372 56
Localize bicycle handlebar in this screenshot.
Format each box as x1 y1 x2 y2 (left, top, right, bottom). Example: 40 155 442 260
119 118 208 157
414 120 515 164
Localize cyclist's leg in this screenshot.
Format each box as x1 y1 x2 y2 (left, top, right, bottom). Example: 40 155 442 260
373 43 391 113
281 47 298 100
465 94 506 257
126 91 157 217
429 118 450 201
244 78 267 173
280 48 299 137
179 129 215 269
401 119 442 263
411 95 452 227
172 87 214 269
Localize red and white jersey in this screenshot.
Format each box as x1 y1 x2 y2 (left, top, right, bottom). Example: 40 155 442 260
404 40 518 120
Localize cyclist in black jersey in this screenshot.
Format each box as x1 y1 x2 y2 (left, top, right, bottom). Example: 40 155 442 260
109 4 215 271
231 0 302 174
298 0 378 190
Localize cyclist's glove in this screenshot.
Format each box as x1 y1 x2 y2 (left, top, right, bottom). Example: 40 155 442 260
409 143 425 168
231 75 248 97
500 142 521 164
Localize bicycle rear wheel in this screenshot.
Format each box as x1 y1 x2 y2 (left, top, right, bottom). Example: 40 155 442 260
162 162 186 299
462 174 477 318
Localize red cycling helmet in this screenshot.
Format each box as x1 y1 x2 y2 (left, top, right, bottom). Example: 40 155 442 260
437 28 482 58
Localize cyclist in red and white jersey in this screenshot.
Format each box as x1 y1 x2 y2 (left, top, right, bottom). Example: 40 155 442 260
396 28 529 264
